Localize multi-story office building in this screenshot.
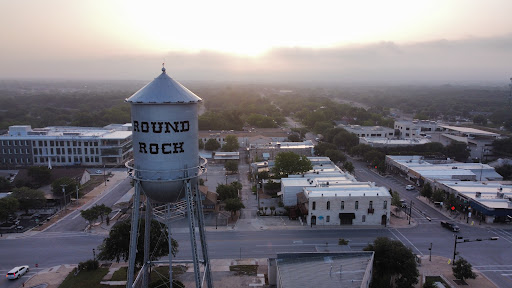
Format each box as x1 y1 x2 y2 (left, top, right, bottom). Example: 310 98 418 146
0 124 132 167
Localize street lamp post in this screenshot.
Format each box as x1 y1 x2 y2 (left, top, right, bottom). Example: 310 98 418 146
61 184 68 210
429 243 432 261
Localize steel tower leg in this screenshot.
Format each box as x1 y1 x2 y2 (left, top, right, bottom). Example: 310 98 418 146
143 197 152 288
167 203 174 288
194 181 214 288
185 180 202 287
127 181 142 288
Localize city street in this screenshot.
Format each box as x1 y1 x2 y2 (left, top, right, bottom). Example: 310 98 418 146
1 161 512 287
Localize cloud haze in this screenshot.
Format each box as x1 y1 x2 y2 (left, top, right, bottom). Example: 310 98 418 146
1 35 511 84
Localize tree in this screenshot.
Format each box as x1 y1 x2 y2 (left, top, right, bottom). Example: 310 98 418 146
270 206 276 216
28 166 52 186
391 190 401 207
97 219 178 268
11 187 46 214
287 134 301 142
420 183 433 199
452 258 476 281
496 165 512 180
204 138 221 151
473 115 487 125
51 177 78 198
224 160 239 174
422 280 437 288
444 141 470 162
364 237 419 288
81 208 99 224
324 149 346 164
432 188 445 202
0 197 19 222
221 135 240 152
93 204 112 223
198 139 204 150
216 184 239 201
272 151 312 178
224 198 245 219
0 176 12 192
314 142 337 156
343 161 354 174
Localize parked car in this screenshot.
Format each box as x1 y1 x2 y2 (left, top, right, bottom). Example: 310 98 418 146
405 185 415 190
6 266 29 280
440 221 460 232
95 170 102 174
400 199 408 208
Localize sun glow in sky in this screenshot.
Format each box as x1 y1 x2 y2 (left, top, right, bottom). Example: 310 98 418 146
1 0 511 81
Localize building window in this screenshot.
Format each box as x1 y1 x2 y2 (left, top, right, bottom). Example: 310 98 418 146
312 201 316 210
326 216 330 223
355 201 359 210
341 201 344 210
383 201 387 209
326 201 330 210
362 215 366 222
369 201 373 209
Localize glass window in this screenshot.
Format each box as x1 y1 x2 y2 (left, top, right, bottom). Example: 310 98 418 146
326 216 330 223
341 201 344 210
362 215 366 222
369 201 373 209
355 201 359 210
312 201 316 210
326 201 330 210
383 201 387 209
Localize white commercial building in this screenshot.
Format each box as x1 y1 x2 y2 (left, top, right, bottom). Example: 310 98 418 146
0 125 132 167
436 181 512 223
300 184 391 226
339 124 395 138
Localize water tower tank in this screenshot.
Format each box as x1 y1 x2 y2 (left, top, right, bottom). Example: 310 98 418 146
126 67 202 202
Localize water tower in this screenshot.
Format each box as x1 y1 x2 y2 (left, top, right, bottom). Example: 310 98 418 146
125 66 213 288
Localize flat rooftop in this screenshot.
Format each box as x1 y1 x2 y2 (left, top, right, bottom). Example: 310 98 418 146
275 252 373 288
440 125 500 137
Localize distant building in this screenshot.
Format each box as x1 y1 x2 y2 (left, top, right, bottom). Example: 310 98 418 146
359 137 431 147
385 155 503 185
248 140 314 161
339 124 395 138
0 125 132 167
438 125 500 161
268 252 374 288
394 120 440 138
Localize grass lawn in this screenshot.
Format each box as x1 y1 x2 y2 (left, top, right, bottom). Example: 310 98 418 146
229 265 258 276
59 268 109 288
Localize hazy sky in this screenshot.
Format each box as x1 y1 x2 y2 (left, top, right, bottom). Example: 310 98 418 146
1 0 511 83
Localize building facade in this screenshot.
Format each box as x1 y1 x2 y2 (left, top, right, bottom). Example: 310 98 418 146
0 125 132 168
301 186 391 226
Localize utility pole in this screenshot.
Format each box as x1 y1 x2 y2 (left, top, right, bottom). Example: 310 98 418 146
61 184 68 210
408 200 413 225
429 243 432 261
103 165 107 186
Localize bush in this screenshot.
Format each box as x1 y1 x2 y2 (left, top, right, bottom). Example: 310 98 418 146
338 238 349 245
78 259 99 271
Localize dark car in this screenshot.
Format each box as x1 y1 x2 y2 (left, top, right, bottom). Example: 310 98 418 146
441 221 460 232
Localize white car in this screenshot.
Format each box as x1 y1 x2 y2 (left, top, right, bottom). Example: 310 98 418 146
405 185 415 190
6 265 29 280
95 170 103 174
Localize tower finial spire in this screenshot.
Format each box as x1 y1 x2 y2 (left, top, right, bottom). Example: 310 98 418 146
162 62 166 73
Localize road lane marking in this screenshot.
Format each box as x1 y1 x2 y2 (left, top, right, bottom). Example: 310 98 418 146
389 228 423 255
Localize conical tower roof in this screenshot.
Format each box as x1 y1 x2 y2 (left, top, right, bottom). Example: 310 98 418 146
126 67 202 104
